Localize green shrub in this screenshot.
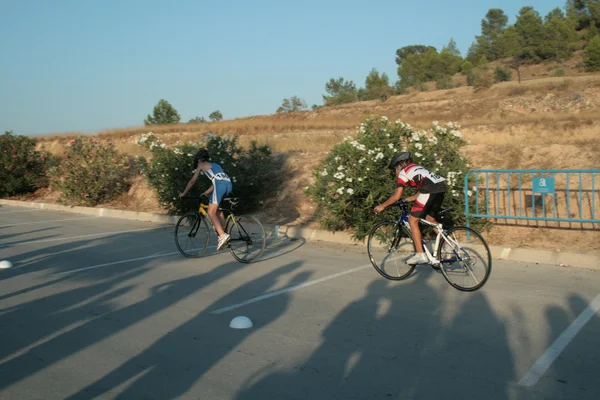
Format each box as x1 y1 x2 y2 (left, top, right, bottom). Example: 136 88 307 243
136 132 280 215
435 75 454 90
0 131 54 197
49 136 134 206
468 69 493 89
466 71 475 86
494 66 512 83
417 82 429 92
305 116 485 240
584 34 600 72
460 60 474 75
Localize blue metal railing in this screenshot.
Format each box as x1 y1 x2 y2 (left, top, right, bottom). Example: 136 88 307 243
464 169 600 227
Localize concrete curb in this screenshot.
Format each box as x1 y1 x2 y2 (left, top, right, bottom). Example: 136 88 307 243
2 199 599 271
278 224 599 271
0 199 181 225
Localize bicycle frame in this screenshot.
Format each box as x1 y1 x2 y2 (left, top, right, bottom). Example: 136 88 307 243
396 208 465 266
196 202 253 246
176 195 266 263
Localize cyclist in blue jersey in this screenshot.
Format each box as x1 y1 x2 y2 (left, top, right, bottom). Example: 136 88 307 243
180 148 232 250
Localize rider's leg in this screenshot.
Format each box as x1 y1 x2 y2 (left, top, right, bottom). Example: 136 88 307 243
208 181 228 237
218 210 226 230
406 215 429 264
409 192 429 254
408 215 424 253
424 192 445 235
211 181 233 250
207 204 225 236
406 193 431 265
425 214 440 235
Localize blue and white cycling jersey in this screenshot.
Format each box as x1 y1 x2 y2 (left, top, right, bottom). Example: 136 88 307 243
203 163 232 205
203 162 231 183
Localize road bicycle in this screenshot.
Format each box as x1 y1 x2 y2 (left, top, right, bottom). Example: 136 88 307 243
367 200 492 291
175 196 266 263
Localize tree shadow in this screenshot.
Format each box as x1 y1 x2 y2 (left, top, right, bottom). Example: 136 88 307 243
0 229 261 391
235 268 516 399
253 236 307 262
0 275 72 302
0 227 174 278
63 261 311 399
0 267 149 361
530 293 600 399
0 226 59 245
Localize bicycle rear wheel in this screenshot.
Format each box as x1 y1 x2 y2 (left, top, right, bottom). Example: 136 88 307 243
437 226 492 291
367 221 416 280
228 214 266 263
174 212 211 258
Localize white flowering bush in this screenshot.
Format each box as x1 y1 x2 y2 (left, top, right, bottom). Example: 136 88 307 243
137 132 279 214
306 116 485 240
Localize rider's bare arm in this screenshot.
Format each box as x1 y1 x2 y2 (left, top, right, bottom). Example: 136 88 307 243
202 185 214 197
181 160 212 197
181 168 201 197
384 186 404 207
405 193 419 202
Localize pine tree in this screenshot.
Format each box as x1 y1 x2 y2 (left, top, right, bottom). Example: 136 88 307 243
144 99 181 125
584 34 600 71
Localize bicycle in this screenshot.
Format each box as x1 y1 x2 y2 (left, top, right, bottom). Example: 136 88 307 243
367 200 492 291
174 196 266 263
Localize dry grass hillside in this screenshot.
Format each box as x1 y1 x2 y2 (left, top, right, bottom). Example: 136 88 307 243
24 74 600 254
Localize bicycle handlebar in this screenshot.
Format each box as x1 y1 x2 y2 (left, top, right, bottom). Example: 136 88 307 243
394 199 411 211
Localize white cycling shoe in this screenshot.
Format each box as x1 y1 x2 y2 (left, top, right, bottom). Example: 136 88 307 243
406 252 429 265
217 233 231 251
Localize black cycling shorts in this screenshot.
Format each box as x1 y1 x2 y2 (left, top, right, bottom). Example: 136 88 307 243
410 192 445 219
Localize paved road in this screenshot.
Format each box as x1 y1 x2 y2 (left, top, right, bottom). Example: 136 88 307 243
1 204 599 400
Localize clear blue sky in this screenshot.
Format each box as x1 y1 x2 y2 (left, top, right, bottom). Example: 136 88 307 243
1 0 566 135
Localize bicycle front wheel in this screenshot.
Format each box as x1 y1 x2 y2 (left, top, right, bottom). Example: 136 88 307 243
438 226 492 291
174 212 211 258
228 214 266 263
367 221 416 280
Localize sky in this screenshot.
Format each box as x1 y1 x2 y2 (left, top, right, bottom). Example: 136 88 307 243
0 0 566 135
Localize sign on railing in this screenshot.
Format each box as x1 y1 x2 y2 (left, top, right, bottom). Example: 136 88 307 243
463 169 600 227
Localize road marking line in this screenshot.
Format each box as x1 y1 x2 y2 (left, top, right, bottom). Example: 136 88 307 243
0 216 99 228
518 294 600 387
210 263 372 315
0 208 43 214
51 251 185 275
50 236 285 275
0 227 166 248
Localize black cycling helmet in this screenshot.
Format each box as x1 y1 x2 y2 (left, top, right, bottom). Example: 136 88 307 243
388 152 412 169
193 148 210 169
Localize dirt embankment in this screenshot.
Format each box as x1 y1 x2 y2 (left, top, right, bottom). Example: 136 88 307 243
18 75 600 253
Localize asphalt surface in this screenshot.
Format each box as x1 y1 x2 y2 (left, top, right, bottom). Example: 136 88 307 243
1 204 599 400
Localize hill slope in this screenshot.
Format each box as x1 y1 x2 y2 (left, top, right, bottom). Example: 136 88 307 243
28 75 600 253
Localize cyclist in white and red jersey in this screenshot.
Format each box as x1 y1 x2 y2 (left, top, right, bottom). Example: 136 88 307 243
374 152 447 265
